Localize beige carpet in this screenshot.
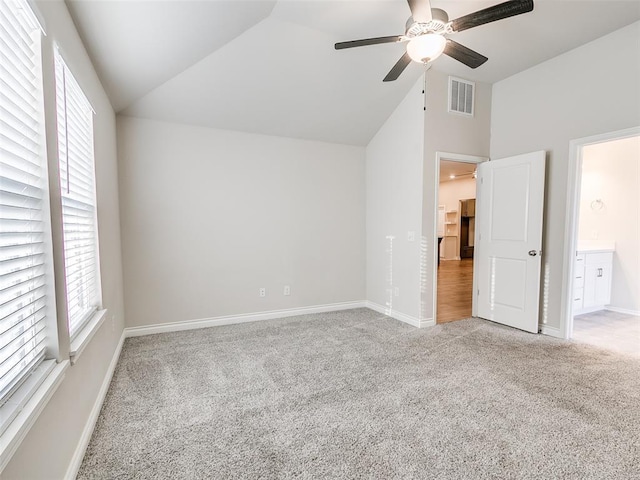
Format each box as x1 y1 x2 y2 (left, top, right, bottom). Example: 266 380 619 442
78 308 640 479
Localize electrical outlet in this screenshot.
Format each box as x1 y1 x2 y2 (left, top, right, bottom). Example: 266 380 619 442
284 285 291 296
407 231 416 242
394 287 400 297
259 288 266 297
591 230 598 239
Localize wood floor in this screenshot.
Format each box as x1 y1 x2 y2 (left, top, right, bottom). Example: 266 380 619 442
437 258 474 324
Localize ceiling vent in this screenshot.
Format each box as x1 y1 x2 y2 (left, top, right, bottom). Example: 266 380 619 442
448 77 474 116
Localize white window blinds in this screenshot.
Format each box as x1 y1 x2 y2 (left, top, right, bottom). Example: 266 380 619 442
0 0 48 404
54 50 99 339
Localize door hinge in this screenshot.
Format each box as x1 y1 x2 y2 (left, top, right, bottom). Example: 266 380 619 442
477 289 479 296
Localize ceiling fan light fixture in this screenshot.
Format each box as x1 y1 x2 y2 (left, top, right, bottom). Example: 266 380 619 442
406 34 446 64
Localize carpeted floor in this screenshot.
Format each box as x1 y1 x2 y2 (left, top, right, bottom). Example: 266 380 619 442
78 308 640 479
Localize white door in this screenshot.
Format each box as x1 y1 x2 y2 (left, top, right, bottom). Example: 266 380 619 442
476 151 546 333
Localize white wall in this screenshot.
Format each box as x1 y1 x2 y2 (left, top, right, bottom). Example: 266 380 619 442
438 177 476 260
117 116 365 328
365 79 425 322
491 22 640 333
422 70 492 320
3 1 126 478
579 136 640 312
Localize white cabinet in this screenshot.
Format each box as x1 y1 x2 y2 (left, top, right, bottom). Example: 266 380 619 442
574 250 613 314
586 252 613 309
572 254 586 311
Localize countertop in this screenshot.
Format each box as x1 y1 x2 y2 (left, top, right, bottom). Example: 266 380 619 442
576 242 615 253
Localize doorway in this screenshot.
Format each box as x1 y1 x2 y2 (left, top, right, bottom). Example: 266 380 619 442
434 153 486 324
564 127 640 355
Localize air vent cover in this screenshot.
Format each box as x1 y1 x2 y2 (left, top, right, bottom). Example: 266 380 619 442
448 77 475 116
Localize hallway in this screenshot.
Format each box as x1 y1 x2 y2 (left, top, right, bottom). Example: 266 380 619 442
437 259 474 323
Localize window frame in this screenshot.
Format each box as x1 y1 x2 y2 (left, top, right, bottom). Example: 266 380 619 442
0 0 59 408
0 0 69 470
53 47 103 343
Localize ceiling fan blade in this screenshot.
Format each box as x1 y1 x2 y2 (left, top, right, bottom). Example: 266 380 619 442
444 40 488 69
383 52 412 82
335 35 404 50
450 0 534 33
407 0 432 23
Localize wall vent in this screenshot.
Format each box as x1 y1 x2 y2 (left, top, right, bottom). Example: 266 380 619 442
448 77 475 116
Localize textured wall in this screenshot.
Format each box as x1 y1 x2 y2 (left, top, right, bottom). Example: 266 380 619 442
366 79 425 321
117 116 366 328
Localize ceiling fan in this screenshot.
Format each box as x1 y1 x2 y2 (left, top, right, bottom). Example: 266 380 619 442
334 0 534 82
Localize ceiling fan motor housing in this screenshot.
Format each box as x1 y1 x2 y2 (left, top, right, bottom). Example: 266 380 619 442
405 8 450 37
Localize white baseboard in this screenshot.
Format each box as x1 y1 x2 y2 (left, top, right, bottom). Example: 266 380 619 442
421 318 436 328
606 306 640 316
65 331 125 480
539 324 563 338
124 301 367 337
574 305 640 317
365 301 434 328
574 306 607 315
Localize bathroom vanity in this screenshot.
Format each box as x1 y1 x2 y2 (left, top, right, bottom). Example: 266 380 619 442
573 245 614 314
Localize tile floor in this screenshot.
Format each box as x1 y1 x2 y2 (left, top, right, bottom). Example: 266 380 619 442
572 310 640 357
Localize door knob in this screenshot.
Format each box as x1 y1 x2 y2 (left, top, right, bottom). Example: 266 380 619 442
528 250 538 256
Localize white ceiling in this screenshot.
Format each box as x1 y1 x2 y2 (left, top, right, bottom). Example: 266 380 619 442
439 160 477 183
67 0 640 146
66 0 277 111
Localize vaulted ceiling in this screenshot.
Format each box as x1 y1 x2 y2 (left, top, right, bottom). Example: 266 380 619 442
67 0 640 146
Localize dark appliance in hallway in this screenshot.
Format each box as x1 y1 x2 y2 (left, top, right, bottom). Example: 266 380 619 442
460 198 475 259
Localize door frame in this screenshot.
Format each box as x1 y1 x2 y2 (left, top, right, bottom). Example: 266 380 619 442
561 126 640 339
433 152 488 324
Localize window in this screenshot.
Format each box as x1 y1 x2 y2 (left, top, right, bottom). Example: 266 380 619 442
0 0 50 405
54 50 100 339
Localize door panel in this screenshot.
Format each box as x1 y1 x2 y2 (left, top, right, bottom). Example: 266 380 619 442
490 257 527 310
583 265 598 308
490 164 530 241
476 151 546 333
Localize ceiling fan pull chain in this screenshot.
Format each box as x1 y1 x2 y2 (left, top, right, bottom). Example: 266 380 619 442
423 72 428 111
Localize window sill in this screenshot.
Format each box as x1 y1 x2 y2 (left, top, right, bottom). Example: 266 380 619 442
70 309 107 365
0 359 70 472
